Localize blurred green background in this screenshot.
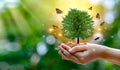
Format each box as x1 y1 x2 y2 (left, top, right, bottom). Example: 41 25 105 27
0 0 120 70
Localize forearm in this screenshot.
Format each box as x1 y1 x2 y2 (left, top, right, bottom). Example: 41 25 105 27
102 47 120 65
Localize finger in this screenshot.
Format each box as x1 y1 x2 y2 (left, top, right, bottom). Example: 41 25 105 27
59 46 71 56
70 55 81 64
59 49 80 63
66 41 77 47
58 45 62 50
73 52 88 64
60 50 81 64
59 50 81 64
60 47 71 56
69 45 87 54
63 52 81 64
58 51 69 60
58 44 66 50
58 47 81 64
61 43 71 51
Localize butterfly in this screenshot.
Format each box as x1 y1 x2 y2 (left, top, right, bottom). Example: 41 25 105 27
100 22 105 26
56 8 63 14
52 25 59 29
94 37 100 40
96 13 100 19
89 6 92 10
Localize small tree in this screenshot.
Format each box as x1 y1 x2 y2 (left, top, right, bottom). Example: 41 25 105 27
62 9 94 44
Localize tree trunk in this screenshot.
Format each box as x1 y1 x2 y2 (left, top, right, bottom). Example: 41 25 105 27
77 37 79 44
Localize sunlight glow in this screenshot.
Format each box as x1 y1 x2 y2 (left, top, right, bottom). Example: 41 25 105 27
49 28 54 32
58 33 62 37
98 28 102 31
9 9 33 36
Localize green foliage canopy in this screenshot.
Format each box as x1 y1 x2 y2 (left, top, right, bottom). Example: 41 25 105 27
62 9 94 40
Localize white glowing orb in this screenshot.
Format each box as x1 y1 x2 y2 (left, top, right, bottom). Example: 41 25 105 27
89 0 103 4
0 0 20 12
46 35 56 45
5 42 21 52
103 0 115 10
30 53 40 65
5 0 20 8
104 11 115 24
0 0 5 12
36 42 48 56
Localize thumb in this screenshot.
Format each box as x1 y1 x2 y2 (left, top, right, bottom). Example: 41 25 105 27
69 45 87 54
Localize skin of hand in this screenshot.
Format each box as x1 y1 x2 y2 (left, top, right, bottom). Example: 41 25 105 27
58 42 107 65
59 42 120 65
58 42 80 64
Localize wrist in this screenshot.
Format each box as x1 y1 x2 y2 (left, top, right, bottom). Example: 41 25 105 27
88 44 109 59
98 45 110 59
99 46 115 60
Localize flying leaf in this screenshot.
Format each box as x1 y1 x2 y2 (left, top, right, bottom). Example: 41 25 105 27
96 13 100 19
52 25 59 29
94 37 100 40
89 6 92 10
100 22 105 26
56 8 63 14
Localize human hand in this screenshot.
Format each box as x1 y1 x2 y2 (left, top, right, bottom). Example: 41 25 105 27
58 42 80 64
58 42 106 65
